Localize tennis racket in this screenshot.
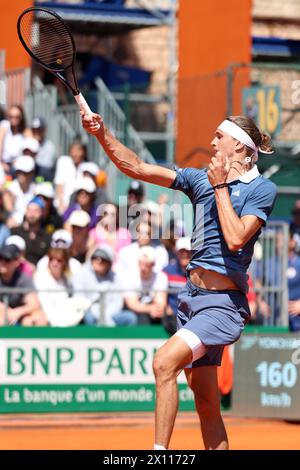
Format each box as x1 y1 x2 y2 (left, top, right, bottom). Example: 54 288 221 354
17 7 98 120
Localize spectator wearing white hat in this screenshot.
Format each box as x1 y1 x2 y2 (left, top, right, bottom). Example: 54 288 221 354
116 221 169 279
5 234 35 277
36 229 82 277
118 245 168 325
67 210 91 263
77 161 108 207
22 137 40 158
35 182 63 234
73 244 124 326
63 177 98 229
30 117 57 181
5 156 36 228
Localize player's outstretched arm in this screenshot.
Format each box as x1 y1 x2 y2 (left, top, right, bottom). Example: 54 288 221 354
81 112 176 188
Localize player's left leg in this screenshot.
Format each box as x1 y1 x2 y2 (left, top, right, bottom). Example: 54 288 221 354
185 366 229 450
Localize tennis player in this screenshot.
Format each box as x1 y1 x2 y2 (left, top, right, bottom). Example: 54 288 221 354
82 113 277 450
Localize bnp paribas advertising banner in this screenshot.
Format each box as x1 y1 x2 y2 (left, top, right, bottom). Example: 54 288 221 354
0 327 195 413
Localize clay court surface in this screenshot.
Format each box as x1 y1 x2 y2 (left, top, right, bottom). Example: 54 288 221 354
0 412 299 450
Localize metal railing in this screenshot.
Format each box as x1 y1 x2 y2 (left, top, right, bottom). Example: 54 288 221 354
0 286 177 327
249 221 289 327
0 49 31 109
25 77 61 147
24 76 157 198
0 229 290 329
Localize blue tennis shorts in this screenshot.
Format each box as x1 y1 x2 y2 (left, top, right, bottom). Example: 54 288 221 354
176 277 250 367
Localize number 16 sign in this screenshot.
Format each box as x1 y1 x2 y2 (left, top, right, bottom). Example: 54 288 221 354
242 86 281 138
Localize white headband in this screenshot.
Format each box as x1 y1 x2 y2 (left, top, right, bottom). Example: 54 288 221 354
218 120 258 156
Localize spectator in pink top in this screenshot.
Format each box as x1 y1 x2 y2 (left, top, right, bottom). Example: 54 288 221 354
5 234 35 277
88 202 131 265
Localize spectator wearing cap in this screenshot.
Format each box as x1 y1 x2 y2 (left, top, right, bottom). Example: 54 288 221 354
36 229 82 277
77 161 108 207
30 117 57 181
119 180 145 239
116 221 169 278
0 105 27 175
0 244 46 326
54 141 88 214
5 234 35 277
22 137 40 159
67 210 91 263
88 202 131 266
5 156 36 228
119 245 168 325
11 196 51 265
34 246 84 327
35 182 63 234
128 180 145 205
163 237 191 334
73 244 124 326
63 177 98 229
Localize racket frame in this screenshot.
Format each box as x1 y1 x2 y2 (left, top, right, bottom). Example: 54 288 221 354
17 6 95 116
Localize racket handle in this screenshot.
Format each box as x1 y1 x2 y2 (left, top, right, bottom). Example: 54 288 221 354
75 92 100 130
74 92 93 114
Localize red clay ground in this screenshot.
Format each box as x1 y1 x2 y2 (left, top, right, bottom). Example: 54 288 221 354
0 412 299 450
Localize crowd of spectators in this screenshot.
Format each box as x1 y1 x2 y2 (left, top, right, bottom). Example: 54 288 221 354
0 104 299 332
0 104 187 328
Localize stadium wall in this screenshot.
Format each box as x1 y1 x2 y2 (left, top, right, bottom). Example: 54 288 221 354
0 1 32 71
177 0 252 167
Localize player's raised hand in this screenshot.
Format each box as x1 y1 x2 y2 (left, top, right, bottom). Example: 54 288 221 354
207 156 230 187
81 111 104 136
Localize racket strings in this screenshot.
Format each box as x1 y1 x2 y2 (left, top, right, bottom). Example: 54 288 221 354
19 11 74 71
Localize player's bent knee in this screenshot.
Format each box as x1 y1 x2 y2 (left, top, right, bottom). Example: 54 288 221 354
153 334 195 379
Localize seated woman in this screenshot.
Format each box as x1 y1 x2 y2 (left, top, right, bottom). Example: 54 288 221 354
88 202 131 266
33 246 87 326
63 177 98 229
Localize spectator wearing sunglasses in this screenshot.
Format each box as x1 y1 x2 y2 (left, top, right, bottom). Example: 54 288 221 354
34 246 83 326
36 229 82 277
73 244 123 326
